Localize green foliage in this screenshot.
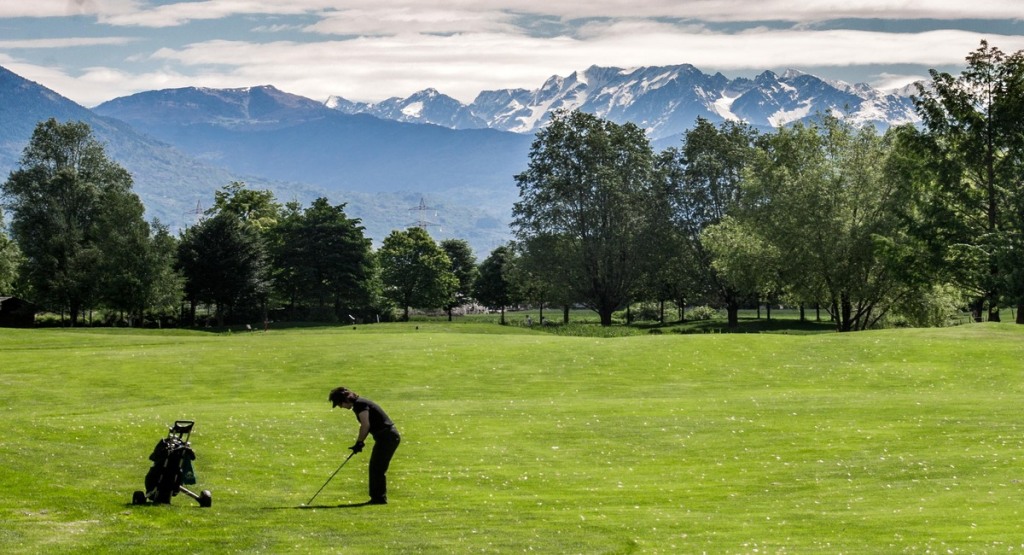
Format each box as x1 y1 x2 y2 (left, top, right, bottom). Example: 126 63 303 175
1 119 147 324
472 244 518 325
177 212 269 326
912 40 1024 321
440 238 478 318
886 283 972 328
269 197 374 321
686 305 720 320
3 324 1024 552
378 227 458 321
724 114 911 331
0 209 22 294
210 181 282 233
661 118 760 325
512 109 661 326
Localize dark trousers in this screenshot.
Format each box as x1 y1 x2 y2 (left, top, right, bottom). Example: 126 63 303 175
369 429 400 501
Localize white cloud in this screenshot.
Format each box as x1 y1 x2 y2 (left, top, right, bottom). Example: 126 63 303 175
11 1 1022 28
0 37 137 49
533 0 1024 22
0 0 139 19
5 1 1024 106
872 72 928 91
306 8 519 36
137 27 1024 104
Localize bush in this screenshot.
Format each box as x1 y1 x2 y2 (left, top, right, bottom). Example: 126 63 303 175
687 305 719 321
887 284 970 328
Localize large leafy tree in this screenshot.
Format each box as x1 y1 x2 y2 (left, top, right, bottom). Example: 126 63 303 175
377 227 457 321
722 115 913 331
473 244 516 325
177 212 268 326
440 239 478 321
512 109 661 326
270 197 373 321
508 236 577 324
912 40 1024 322
210 181 281 233
660 117 758 326
1 119 143 325
93 193 183 326
0 209 23 294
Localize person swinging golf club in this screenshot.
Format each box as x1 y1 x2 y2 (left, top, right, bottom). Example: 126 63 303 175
329 386 401 505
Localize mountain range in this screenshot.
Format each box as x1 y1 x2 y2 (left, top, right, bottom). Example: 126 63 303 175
2 63 923 255
324 64 920 146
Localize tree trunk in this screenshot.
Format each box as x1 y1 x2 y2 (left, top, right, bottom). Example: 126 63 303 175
727 299 739 328
840 294 853 332
988 302 1000 322
500 306 506 325
563 304 570 324
1016 304 1023 324
970 297 984 322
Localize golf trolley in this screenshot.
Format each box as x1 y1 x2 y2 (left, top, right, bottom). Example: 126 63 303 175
131 420 212 507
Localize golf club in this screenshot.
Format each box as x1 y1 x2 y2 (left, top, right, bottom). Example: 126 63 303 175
304 452 355 506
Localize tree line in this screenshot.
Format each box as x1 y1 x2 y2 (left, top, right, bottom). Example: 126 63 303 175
511 41 1024 330
1 42 1021 330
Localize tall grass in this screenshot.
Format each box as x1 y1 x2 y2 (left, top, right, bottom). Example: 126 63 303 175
1 322 1022 553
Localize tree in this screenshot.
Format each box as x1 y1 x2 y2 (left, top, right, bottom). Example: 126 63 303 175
210 181 281 233
473 245 515 325
730 115 914 331
701 216 781 319
143 224 186 325
660 117 759 326
507 237 576 324
440 239 478 321
912 41 1024 321
0 209 23 294
177 212 268 326
512 110 661 326
377 227 457 321
1 119 141 325
270 198 373 321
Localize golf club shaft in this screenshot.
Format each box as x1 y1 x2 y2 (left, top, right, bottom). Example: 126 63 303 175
305 452 355 505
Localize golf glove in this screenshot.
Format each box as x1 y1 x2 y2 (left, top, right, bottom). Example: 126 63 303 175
349 440 365 454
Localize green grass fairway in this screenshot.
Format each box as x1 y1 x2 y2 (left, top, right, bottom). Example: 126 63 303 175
2 322 1024 553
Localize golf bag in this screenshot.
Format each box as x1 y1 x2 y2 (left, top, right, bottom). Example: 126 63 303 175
132 420 212 507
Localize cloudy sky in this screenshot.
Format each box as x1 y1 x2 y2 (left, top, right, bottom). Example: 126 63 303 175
1 1 1023 107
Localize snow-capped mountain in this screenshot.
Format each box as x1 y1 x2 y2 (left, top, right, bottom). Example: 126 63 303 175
327 88 487 129
326 64 921 140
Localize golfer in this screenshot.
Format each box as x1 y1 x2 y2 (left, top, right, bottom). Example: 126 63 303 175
329 386 401 505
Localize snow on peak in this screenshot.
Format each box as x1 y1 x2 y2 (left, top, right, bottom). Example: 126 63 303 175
768 100 813 127
401 101 424 118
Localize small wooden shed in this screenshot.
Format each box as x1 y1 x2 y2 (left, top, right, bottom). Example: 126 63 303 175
0 297 37 328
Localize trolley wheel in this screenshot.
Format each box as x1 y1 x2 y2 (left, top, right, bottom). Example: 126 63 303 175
199 490 212 508
132 491 147 505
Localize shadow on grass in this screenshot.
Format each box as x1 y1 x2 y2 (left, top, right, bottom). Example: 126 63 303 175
263 501 375 510
660 317 837 335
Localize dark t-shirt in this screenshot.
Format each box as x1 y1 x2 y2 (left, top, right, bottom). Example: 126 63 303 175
351 397 397 438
